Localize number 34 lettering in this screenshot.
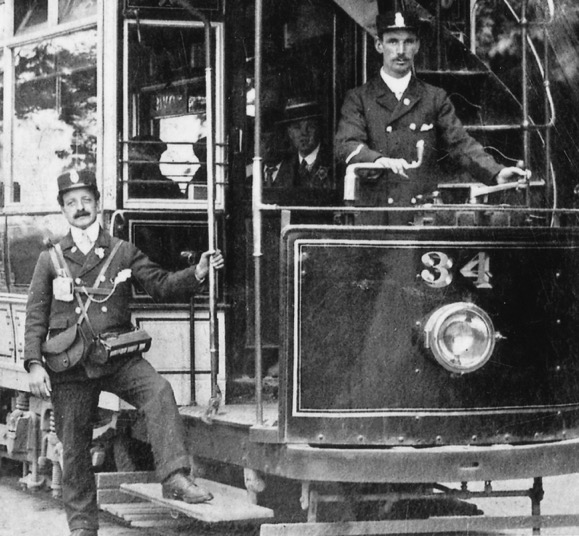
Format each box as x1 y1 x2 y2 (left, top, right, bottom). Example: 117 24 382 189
420 251 492 289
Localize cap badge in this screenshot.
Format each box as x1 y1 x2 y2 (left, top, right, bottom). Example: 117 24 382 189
395 12 405 28
69 170 80 183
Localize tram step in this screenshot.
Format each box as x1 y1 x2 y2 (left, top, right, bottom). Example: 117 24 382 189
100 503 193 528
97 471 195 528
121 478 275 523
96 471 156 505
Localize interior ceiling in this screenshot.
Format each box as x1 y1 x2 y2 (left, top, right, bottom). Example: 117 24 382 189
331 0 378 35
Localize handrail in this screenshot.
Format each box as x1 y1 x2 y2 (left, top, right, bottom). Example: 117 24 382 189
344 141 424 204
173 0 219 407
252 0 264 426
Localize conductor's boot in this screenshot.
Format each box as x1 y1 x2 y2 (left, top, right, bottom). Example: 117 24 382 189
162 471 213 504
69 530 98 536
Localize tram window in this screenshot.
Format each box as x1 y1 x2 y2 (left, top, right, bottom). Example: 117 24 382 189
127 217 212 299
0 50 3 207
0 2 4 42
14 0 48 35
58 0 97 24
12 29 97 208
123 20 224 207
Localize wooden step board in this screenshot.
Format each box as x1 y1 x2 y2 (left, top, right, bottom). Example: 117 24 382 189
101 503 193 529
121 478 274 523
97 471 193 528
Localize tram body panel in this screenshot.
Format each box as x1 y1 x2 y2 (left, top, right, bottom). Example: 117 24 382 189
282 225 579 446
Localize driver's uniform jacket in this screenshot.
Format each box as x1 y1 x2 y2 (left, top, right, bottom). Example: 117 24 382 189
24 227 202 382
335 75 503 210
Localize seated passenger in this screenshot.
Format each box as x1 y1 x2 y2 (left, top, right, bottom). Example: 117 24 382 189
277 99 334 190
128 134 185 199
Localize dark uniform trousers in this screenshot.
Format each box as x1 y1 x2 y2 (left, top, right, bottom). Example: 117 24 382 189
52 355 190 531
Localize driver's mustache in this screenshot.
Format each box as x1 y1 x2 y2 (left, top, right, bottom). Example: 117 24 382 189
74 210 90 218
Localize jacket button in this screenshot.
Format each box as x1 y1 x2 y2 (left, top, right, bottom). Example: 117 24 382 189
71 246 78 253
101 306 108 312
75 307 81 314
75 278 82 285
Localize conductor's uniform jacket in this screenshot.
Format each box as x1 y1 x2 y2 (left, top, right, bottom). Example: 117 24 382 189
335 75 503 220
24 227 202 381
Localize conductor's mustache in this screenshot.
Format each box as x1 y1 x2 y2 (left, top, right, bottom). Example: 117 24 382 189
74 210 91 219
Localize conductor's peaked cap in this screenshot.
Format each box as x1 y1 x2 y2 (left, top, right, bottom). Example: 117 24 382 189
376 10 427 36
57 169 98 195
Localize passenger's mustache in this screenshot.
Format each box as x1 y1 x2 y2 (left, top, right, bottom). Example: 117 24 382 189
74 210 90 219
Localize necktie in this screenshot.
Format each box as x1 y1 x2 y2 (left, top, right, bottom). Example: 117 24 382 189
298 158 309 185
77 231 93 254
264 165 276 186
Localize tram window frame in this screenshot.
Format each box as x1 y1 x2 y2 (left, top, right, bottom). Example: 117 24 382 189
124 214 220 300
8 27 98 211
121 19 225 211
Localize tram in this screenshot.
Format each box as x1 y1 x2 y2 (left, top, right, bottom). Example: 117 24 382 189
2 0 579 533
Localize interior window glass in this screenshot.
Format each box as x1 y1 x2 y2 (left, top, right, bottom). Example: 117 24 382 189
14 0 49 35
125 23 212 201
0 49 4 207
0 3 5 42
13 29 97 207
59 0 97 24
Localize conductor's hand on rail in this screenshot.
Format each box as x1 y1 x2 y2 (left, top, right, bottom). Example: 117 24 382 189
496 166 530 185
195 249 225 281
28 363 52 400
374 156 412 178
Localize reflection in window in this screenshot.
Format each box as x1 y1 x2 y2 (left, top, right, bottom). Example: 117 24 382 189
0 3 5 42
59 0 97 24
13 29 97 207
0 50 3 207
14 0 48 35
126 23 212 200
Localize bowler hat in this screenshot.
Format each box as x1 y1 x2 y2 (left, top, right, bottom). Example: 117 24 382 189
129 134 168 159
278 99 322 125
376 10 425 36
57 169 98 195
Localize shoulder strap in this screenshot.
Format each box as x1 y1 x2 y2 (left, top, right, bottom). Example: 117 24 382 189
48 245 67 277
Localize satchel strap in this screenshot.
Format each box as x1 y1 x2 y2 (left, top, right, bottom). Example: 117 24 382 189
51 238 123 336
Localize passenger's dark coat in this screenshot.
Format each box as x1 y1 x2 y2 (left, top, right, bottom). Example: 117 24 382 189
274 144 335 190
335 75 503 208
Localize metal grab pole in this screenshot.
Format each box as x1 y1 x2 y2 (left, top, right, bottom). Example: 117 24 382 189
174 0 219 402
253 0 264 426
521 0 531 207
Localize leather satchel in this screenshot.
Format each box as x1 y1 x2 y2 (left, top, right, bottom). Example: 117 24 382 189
41 324 87 372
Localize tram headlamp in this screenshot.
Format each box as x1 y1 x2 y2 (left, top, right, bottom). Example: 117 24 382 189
423 302 496 374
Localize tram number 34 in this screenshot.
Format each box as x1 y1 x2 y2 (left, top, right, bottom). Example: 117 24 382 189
420 251 492 289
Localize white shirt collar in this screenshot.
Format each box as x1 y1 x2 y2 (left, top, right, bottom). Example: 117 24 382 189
71 221 100 250
300 144 320 167
380 68 411 100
